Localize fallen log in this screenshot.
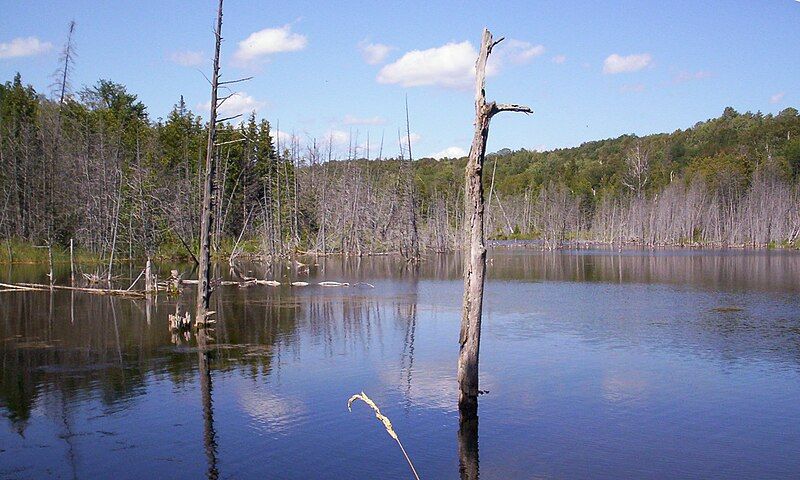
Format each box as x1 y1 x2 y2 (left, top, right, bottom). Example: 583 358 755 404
0 282 47 292
318 281 350 287
17 282 146 298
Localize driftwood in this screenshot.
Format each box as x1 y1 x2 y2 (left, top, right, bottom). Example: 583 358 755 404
17 282 146 298
0 282 47 292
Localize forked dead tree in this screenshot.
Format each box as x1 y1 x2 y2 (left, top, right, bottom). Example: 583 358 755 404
457 29 532 410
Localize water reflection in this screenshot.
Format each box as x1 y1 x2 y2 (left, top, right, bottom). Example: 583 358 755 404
457 406 479 480
197 327 218 480
1 248 799 478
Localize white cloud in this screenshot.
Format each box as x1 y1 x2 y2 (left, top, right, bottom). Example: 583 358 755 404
197 91 266 119
323 129 373 157
0 37 53 59
169 50 204 67
552 54 567 64
430 146 466 159
673 70 712 83
502 39 545 64
359 41 392 65
378 41 485 89
602 53 652 74
233 25 307 65
770 92 785 104
342 114 386 126
274 129 296 147
238 388 304 434
408 132 422 146
327 129 351 146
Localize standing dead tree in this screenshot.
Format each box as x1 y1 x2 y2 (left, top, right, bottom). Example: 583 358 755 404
457 29 532 410
196 0 224 324
404 96 420 262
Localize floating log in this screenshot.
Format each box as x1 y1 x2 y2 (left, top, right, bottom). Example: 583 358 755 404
0 282 47 292
17 282 146 298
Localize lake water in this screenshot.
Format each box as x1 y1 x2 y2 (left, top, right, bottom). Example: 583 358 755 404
2 246 800 479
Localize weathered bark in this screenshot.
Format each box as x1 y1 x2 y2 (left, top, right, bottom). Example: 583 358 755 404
69 238 74 285
197 0 224 322
47 242 53 288
144 257 153 293
457 29 532 409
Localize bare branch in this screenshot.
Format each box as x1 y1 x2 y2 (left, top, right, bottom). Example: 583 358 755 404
197 69 213 86
215 138 246 146
490 36 505 51
218 76 253 85
216 114 242 124
491 103 533 116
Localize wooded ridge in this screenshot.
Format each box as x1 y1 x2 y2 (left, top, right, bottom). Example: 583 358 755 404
2 72 799 258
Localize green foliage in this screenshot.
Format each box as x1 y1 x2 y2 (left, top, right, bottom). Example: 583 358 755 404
412 107 800 209
0 239 101 264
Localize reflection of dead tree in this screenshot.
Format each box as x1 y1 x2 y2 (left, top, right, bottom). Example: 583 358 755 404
457 409 479 480
197 326 219 479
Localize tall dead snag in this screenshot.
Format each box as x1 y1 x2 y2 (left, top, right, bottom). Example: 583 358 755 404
405 96 420 262
457 29 532 410
197 0 224 323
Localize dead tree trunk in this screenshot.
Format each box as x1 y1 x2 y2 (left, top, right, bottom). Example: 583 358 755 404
69 238 75 285
457 29 532 410
145 257 153 294
196 0 224 323
405 96 420 262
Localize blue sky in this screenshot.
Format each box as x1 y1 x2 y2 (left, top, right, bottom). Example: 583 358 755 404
1 0 798 159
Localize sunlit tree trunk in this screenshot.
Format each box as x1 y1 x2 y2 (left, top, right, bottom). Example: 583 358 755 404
458 28 532 410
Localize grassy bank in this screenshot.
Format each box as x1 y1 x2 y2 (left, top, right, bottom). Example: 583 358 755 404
0 240 103 264
0 238 267 265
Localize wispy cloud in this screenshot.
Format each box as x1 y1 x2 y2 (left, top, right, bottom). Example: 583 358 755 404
358 41 392 65
552 54 567 64
233 25 307 66
342 114 386 126
673 70 712 83
770 92 785 104
500 39 545 64
169 50 204 67
0 36 53 59
198 91 266 119
603 53 652 74
620 83 646 93
378 41 488 89
430 146 466 159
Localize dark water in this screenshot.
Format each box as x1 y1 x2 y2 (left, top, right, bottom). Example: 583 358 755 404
2 247 800 479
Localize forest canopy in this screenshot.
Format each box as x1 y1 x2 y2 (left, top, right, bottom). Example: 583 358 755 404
1 73 799 258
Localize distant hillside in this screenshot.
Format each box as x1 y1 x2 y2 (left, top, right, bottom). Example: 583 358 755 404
414 106 800 202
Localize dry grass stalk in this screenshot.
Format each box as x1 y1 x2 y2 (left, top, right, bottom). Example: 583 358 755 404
348 391 420 480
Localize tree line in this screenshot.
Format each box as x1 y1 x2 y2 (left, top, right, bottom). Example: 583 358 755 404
2 71 799 258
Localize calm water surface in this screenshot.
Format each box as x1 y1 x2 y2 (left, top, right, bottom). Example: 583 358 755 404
2 247 800 479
